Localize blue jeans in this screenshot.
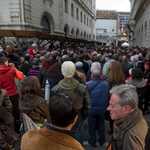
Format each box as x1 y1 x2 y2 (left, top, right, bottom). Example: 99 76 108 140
88 114 105 145
73 123 84 145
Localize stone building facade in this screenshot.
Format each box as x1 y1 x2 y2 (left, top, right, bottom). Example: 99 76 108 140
129 0 150 48
0 0 96 41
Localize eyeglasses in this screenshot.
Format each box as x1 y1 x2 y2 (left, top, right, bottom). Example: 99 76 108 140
57 93 73 105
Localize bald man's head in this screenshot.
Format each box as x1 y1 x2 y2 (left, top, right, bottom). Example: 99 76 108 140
92 69 101 78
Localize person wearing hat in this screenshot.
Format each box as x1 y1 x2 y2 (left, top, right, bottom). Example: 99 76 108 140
143 61 150 114
102 54 115 78
75 61 85 75
74 61 87 84
28 58 40 78
29 43 38 60
51 61 90 145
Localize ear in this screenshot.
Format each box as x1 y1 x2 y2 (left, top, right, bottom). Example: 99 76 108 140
71 115 78 125
124 105 131 115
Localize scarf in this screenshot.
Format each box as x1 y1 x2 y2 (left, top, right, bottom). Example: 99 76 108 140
113 109 139 139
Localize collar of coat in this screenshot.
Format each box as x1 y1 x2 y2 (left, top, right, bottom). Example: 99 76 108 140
47 123 77 136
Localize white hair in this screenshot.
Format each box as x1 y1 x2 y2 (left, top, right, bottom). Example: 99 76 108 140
110 85 138 109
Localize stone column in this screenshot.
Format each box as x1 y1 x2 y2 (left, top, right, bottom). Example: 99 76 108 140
148 21 150 48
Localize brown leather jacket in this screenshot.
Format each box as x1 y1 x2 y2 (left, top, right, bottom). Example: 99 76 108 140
19 94 50 124
0 88 12 113
21 127 84 150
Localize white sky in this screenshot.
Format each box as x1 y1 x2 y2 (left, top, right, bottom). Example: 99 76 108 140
96 0 131 12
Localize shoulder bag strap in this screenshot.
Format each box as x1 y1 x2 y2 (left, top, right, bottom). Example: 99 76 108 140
89 81 102 95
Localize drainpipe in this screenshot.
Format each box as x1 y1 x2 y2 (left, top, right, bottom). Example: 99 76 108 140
20 0 25 23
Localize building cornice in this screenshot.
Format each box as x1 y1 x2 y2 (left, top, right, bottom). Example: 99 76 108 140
130 0 150 22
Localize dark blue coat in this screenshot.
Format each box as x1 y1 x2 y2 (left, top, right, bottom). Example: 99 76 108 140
85 78 109 115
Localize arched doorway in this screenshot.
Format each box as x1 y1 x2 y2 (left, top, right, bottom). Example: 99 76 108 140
41 16 50 33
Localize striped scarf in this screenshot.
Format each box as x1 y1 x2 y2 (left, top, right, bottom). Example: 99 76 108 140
113 110 135 139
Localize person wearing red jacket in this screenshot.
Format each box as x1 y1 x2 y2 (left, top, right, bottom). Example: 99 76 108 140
0 57 24 133
29 43 38 60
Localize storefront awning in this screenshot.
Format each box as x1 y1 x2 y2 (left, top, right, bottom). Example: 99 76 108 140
0 29 97 43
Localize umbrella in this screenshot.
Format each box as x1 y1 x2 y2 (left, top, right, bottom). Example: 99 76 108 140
122 42 129 47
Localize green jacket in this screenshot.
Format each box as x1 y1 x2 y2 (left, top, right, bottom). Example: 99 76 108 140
51 78 90 129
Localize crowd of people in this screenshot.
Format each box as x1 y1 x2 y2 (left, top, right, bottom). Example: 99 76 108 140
0 43 150 149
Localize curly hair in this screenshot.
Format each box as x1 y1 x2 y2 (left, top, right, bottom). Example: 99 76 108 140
132 68 143 80
108 61 125 84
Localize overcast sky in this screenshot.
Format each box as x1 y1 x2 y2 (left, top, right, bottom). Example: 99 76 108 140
96 0 131 12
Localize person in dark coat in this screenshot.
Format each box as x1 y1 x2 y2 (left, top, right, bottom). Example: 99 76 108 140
120 56 131 79
50 52 59 65
46 62 63 89
0 86 13 126
126 68 147 111
6 48 20 68
39 59 51 90
20 55 32 76
79 55 89 75
143 61 150 114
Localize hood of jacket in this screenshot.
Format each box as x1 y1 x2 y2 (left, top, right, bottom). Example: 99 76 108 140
20 94 43 112
58 78 79 92
126 78 146 88
106 59 115 63
0 65 11 74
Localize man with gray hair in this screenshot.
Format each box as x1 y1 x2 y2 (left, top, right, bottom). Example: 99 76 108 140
107 85 148 150
120 55 131 79
85 69 109 147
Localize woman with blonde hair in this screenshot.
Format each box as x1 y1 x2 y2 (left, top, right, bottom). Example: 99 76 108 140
105 61 125 135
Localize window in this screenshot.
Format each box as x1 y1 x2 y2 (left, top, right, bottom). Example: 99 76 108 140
84 15 86 24
71 3 74 17
87 17 88 26
76 8 79 20
80 11 82 22
64 0 68 13
71 28 74 36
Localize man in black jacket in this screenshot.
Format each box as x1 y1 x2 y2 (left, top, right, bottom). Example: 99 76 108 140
120 56 131 79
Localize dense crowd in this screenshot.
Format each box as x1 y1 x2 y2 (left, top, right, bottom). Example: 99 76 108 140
0 44 150 150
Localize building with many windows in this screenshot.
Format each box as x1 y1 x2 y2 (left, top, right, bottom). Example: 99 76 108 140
128 0 150 48
0 0 96 46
